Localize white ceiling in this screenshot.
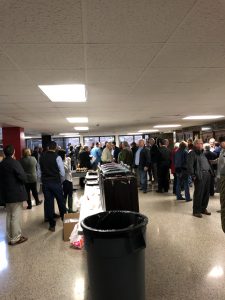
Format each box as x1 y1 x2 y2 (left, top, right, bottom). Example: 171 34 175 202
0 0 225 135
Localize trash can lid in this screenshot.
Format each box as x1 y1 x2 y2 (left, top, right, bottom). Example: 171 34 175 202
81 211 148 235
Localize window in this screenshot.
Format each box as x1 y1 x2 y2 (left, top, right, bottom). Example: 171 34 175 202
64 137 80 147
134 135 143 143
84 137 99 147
99 136 115 144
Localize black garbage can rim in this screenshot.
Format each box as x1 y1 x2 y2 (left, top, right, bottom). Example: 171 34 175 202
81 210 148 234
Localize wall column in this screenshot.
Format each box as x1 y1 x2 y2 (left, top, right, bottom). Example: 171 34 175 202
2 127 25 160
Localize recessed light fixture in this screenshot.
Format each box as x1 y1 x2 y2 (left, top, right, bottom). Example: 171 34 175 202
127 133 141 135
154 125 181 128
66 117 88 123
38 84 86 102
74 127 89 131
138 129 159 133
59 133 80 136
183 115 224 120
201 127 211 131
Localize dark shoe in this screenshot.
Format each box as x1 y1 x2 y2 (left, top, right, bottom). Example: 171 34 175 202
164 190 168 193
202 209 211 215
27 206 32 210
11 236 28 245
186 199 192 202
217 210 221 213
48 226 55 232
44 218 49 222
156 190 163 193
139 187 143 190
177 197 185 200
143 190 147 193
193 213 202 218
68 209 76 213
36 200 43 206
53 213 60 219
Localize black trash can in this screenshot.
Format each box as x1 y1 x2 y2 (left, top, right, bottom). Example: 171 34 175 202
81 211 148 300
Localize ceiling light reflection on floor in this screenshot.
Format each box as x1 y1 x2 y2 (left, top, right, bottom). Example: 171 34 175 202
0 241 8 272
74 277 85 299
208 266 224 278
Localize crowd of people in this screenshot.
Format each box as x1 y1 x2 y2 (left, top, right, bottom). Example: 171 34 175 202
1 135 225 246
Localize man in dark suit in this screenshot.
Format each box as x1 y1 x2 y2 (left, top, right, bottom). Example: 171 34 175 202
112 141 120 163
135 139 151 193
0 145 28 245
157 139 171 193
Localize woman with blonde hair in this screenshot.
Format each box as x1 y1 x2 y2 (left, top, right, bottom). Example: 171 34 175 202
20 148 42 209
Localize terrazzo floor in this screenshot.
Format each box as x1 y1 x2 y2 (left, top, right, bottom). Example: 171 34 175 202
0 185 225 300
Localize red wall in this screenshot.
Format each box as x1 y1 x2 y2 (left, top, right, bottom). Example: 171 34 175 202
2 127 25 160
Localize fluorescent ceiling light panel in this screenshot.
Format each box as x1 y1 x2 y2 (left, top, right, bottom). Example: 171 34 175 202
74 127 89 131
183 115 224 120
38 84 86 102
201 127 211 131
66 117 88 123
59 133 80 136
154 124 181 128
127 133 141 135
138 129 159 133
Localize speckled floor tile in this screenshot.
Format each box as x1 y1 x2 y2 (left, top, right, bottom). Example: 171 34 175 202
0 186 225 300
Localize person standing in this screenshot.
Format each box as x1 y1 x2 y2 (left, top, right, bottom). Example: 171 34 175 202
171 143 179 195
135 139 151 193
175 141 191 201
20 148 43 209
118 141 133 167
157 139 171 193
39 141 67 232
217 137 225 232
101 142 113 163
90 142 102 170
58 150 75 213
149 138 159 183
112 141 120 163
0 145 28 245
187 139 212 218
78 146 91 169
204 144 217 196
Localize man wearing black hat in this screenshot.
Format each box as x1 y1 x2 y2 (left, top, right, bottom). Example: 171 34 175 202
217 137 225 232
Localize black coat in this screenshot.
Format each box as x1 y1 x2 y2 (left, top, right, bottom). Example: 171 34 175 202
0 157 27 204
139 147 151 169
78 151 91 169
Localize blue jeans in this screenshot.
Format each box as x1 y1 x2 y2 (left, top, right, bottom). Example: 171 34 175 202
176 174 191 200
42 181 66 227
139 168 147 191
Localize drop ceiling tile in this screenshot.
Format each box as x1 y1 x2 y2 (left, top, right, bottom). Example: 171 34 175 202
87 68 143 84
0 70 32 85
0 50 17 70
88 83 133 96
0 0 82 43
139 67 225 84
86 44 162 69
170 0 225 43
151 43 225 67
2 44 84 70
25 70 85 85
0 85 42 96
85 0 196 43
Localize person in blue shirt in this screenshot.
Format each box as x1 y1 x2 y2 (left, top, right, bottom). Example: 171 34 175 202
90 142 102 170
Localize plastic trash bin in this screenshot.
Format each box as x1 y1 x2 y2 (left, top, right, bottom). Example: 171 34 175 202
81 211 148 300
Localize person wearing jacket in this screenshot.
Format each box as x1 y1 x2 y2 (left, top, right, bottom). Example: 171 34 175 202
204 144 217 196
118 141 133 167
39 141 67 232
216 136 225 232
58 150 75 213
175 141 191 201
78 146 91 169
135 139 151 193
157 139 171 193
171 142 179 194
0 145 28 245
90 142 102 170
187 139 212 218
20 148 42 209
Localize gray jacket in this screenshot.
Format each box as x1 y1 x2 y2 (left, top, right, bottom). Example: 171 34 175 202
20 156 38 183
187 149 212 180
